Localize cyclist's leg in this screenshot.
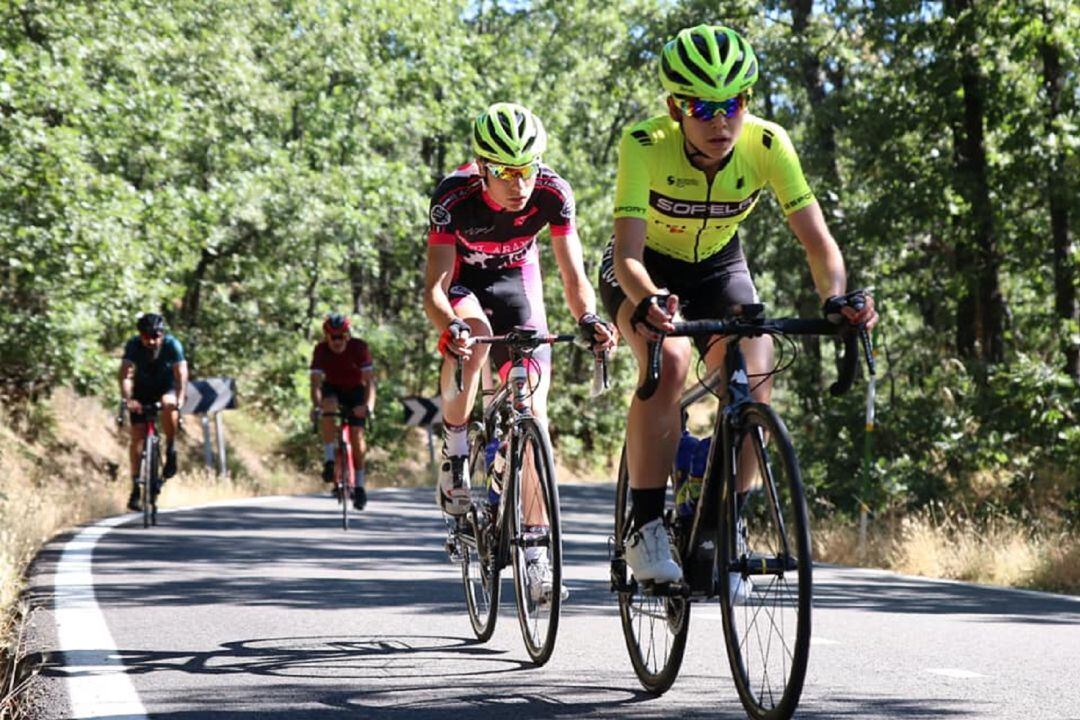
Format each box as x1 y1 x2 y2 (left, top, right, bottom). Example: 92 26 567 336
160 390 179 478
439 290 491 428
319 389 340 483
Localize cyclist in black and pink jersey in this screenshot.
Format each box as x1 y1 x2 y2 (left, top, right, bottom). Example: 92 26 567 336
310 313 376 510
423 102 616 536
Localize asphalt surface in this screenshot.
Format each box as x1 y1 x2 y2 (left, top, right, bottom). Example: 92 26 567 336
19 485 1080 719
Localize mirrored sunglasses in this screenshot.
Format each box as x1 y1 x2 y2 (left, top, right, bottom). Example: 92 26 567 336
485 161 540 181
675 95 743 122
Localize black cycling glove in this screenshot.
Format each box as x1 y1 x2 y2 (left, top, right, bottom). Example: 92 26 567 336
630 294 670 334
822 289 867 325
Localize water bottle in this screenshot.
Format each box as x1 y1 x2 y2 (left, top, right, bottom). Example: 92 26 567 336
674 432 700 518
484 437 502 505
680 435 711 517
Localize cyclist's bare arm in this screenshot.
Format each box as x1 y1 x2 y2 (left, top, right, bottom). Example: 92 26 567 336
310 369 331 412
173 360 188 408
119 360 138 412
423 244 459 333
360 368 375 417
550 229 598 321
788 202 878 329
613 217 678 337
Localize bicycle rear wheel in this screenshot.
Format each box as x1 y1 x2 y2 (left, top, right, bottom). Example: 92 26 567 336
461 423 499 641
508 416 562 665
719 402 811 720
614 445 688 694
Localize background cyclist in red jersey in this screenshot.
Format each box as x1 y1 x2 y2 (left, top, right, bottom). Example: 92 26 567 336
310 313 376 510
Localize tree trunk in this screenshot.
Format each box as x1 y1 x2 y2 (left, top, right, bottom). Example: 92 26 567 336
948 0 1005 366
1039 19 1079 380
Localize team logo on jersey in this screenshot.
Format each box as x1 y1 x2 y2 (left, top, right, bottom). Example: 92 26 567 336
430 204 452 226
649 190 761 219
513 206 539 226
666 175 701 188
560 195 576 220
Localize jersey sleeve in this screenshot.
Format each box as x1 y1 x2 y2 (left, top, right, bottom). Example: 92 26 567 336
763 124 815 216
613 125 652 221
165 336 185 363
355 341 374 371
427 178 458 246
540 172 577 237
122 338 140 363
309 344 326 372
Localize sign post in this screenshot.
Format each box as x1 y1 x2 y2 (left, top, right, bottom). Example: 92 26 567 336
182 378 238 476
400 395 443 481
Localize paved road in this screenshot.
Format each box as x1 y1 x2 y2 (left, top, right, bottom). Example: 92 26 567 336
21 486 1080 719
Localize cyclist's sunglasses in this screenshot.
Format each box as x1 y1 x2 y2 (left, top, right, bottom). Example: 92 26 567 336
140 332 163 341
329 333 348 341
674 94 744 122
484 161 540 182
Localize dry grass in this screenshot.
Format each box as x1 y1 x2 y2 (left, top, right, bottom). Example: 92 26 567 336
815 507 1080 595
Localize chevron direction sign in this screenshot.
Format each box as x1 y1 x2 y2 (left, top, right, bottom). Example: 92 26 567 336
401 395 441 427
182 377 238 415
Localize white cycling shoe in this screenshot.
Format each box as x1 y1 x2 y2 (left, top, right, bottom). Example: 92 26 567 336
625 517 683 584
729 572 753 605
526 554 569 604
437 451 471 516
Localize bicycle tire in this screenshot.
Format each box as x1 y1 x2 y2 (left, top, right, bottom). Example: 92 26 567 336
337 442 349 531
141 436 156 529
508 416 562 665
719 402 811 720
614 445 688 694
149 440 159 527
461 423 499 641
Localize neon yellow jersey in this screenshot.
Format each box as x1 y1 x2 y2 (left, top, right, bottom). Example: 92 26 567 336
613 113 815 263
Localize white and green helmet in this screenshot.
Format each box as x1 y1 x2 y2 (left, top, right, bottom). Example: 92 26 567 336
659 24 758 101
472 102 547 166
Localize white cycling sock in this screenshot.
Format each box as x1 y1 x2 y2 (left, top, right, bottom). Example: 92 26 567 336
443 422 469 457
323 443 335 462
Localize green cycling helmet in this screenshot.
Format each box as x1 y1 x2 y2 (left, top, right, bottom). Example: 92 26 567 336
472 102 547 166
659 24 758 101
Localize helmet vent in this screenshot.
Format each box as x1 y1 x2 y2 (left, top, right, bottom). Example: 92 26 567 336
677 39 714 87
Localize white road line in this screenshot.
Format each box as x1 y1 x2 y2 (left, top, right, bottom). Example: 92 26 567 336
54 515 148 720
927 668 986 679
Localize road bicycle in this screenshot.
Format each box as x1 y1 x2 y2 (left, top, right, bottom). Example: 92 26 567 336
444 326 607 665
117 401 165 528
610 300 874 718
319 405 367 530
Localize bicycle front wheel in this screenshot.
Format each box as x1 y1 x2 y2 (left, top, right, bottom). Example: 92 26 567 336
461 423 499 640
141 436 157 529
720 402 811 720
337 444 349 531
508 416 562 665
614 445 688 694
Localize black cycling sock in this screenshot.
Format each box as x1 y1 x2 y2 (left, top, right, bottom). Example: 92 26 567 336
631 487 667 532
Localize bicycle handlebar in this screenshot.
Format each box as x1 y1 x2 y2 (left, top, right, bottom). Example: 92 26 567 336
636 317 870 401
451 328 610 396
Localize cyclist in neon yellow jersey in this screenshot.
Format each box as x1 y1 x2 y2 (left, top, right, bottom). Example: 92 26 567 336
599 24 878 584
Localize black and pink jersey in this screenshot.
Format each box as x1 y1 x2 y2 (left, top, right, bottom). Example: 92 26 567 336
427 162 577 273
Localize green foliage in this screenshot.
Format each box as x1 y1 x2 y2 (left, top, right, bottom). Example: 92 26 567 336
1 0 1077 527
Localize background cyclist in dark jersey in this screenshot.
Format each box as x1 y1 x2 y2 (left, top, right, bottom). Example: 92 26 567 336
424 102 615 597
310 313 376 511
601 25 878 585
118 313 187 512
